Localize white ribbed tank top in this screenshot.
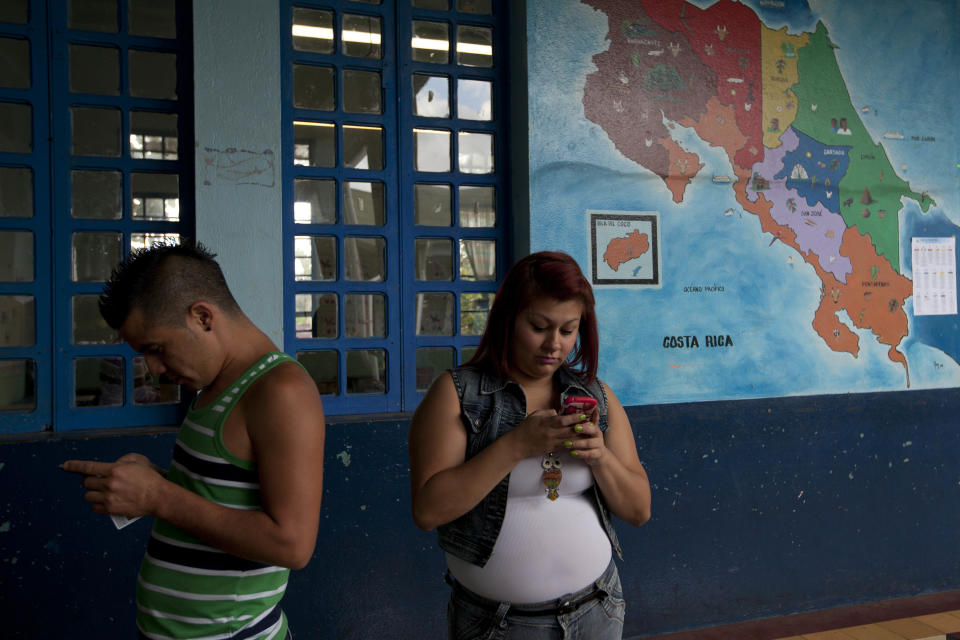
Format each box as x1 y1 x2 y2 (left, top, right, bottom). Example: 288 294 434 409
446 452 611 603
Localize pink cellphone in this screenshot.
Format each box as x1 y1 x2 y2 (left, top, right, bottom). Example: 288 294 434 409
562 395 597 416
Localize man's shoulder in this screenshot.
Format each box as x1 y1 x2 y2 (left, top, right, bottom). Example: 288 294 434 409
248 359 316 398
234 356 322 420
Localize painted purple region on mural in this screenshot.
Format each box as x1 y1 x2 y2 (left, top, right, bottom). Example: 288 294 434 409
746 128 853 283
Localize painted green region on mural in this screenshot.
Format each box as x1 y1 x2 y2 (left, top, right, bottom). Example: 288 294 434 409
791 22 933 274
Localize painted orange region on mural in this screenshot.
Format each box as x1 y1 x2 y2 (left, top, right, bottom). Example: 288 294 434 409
660 137 705 203
733 167 911 385
604 229 650 272
678 97 749 164
810 226 912 380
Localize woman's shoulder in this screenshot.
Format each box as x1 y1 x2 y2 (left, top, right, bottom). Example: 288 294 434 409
448 363 477 390
448 363 495 393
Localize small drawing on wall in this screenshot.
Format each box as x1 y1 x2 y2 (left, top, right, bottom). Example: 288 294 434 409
201 147 275 187
589 210 660 287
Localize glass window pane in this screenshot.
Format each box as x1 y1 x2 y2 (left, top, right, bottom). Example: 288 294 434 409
0 102 31 153
345 293 385 338
71 106 120 156
293 64 334 111
130 111 178 160
292 8 334 54
457 0 492 14
460 292 494 335
415 237 453 281
72 169 122 219
69 0 117 32
294 121 335 168
459 239 496 281
343 181 384 226
343 125 383 170
342 13 382 59
75 357 123 407
416 347 453 392
0 167 33 218
298 351 338 395
0 295 34 346
294 236 337 281
128 0 176 38
129 50 177 99
342 68 381 114
72 294 119 344
458 79 492 120
296 293 337 338
346 349 386 394
412 20 448 64
461 345 478 362
294 178 336 224
459 185 495 227
415 183 451 226
133 355 180 404
0 360 35 412
70 44 119 95
131 232 179 251
0 1 29 24
414 0 449 8
457 25 492 67
0 230 33 282
0 37 30 89
414 128 450 172
344 236 385 281
72 232 121 282
132 173 179 221
458 131 493 174
415 292 454 335
413 74 449 118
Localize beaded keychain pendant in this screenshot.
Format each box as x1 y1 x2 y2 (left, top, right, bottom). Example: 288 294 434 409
541 453 563 501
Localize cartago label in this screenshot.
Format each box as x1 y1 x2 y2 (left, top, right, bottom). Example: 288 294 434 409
663 335 734 348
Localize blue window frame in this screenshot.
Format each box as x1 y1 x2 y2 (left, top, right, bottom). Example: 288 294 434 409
0 0 52 432
0 0 194 435
282 0 508 415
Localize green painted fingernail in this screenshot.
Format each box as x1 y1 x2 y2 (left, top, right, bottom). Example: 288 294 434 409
564 440 573 447
571 451 579 457
579 413 587 421
574 425 583 433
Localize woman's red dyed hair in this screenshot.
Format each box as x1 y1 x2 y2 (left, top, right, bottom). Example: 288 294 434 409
467 251 599 384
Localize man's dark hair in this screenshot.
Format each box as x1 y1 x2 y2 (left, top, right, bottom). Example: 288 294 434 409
99 241 241 330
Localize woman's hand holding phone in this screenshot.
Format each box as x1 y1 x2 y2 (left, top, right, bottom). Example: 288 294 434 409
561 395 606 462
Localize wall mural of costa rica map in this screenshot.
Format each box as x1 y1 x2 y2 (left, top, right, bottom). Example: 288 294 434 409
529 0 960 405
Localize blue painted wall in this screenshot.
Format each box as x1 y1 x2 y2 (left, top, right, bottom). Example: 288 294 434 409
3 388 959 637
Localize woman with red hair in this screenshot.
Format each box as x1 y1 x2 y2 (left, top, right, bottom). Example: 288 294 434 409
410 251 651 639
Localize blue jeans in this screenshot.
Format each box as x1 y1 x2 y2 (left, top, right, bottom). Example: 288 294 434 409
446 559 625 640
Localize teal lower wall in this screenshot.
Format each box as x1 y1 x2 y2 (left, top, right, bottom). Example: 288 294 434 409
3 389 959 637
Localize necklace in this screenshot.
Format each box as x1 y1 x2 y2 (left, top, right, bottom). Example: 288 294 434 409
541 453 563 501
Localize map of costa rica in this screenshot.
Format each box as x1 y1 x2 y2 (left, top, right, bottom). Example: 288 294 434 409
580 0 940 388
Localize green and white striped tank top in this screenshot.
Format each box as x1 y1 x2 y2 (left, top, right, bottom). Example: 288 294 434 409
136 352 294 640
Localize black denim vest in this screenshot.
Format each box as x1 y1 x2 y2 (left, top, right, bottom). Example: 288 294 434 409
438 364 624 567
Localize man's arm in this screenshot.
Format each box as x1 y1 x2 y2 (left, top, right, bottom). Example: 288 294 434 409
64 363 326 569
